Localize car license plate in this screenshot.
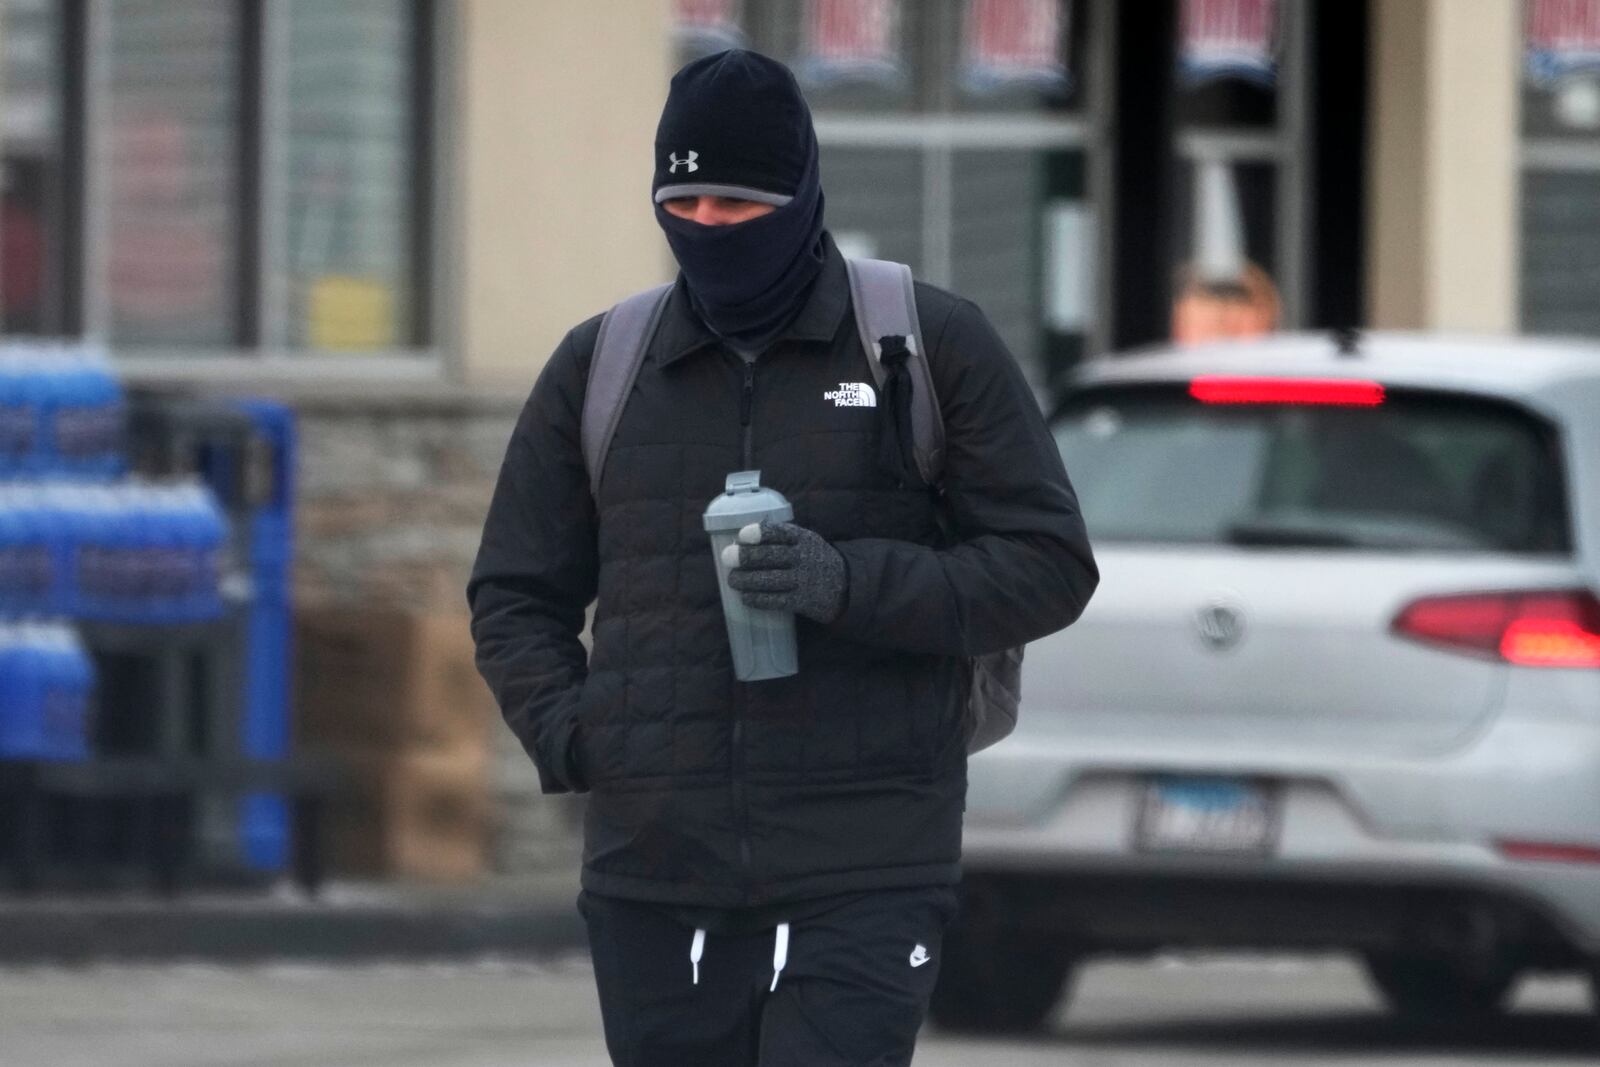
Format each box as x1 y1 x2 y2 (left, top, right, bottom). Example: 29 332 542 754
1135 776 1279 855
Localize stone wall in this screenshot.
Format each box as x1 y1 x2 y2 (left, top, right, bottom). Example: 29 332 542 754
289 389 584 876
294 400 513 610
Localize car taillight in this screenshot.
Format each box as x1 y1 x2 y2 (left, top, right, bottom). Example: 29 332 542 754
1392 590 1600 668
1189 377 1386 407
1497 841 1600 865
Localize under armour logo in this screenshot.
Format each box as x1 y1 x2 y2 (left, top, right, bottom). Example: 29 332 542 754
668 150 699 174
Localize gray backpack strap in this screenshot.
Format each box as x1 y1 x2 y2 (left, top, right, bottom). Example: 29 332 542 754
580 283 673 498
844 257 946 486
847 258 1024 755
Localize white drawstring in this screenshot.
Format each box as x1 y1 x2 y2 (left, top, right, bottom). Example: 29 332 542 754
689 922 791 990
769 922 790 992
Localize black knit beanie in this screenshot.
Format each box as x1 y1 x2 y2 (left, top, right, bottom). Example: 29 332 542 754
653 49 813 207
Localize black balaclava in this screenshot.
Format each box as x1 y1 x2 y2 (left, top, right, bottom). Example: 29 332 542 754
652 50 826 353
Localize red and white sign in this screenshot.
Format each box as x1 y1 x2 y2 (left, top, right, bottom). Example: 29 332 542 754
799 0 904 87
961 0 1069 93
674 0 744 50
1179 0 1278 87
1526 0 1600 84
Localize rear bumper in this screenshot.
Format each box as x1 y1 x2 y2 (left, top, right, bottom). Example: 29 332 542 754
961 715 1600 955
955 868 1590 967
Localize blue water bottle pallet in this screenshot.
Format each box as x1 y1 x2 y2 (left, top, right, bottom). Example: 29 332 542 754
0 343 126 480
0 479 229 624
0 620 94 762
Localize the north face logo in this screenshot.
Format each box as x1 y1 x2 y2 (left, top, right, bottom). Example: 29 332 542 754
668 150 699 174
824 382 877 408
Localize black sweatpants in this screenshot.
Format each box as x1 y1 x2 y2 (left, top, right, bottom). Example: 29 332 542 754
579 886 958 1067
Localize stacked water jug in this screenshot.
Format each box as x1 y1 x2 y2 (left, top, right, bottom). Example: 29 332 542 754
0 342 230 761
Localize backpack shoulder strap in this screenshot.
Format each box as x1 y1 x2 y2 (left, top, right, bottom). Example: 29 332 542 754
580 283 673 499
844 257 946 485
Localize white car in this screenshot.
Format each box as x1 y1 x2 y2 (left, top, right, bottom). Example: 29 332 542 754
937 332 1600 1034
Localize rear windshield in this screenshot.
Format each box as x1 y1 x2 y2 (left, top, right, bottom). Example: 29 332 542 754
1052 384 1571 553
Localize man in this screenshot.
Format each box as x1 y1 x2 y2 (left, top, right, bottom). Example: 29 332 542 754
469 49 1097 1066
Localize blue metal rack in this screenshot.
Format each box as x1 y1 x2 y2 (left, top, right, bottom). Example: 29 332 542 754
226 400 295 871
126 393 298 876
0 382 310 892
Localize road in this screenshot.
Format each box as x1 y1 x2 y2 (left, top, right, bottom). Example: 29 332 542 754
0 954 1593 1066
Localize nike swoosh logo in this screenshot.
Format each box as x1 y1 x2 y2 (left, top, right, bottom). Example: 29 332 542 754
909 954 930 968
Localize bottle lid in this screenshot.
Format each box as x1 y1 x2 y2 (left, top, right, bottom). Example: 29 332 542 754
702 470 794 532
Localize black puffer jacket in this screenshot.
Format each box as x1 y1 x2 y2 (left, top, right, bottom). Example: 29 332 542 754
468 240 1097 908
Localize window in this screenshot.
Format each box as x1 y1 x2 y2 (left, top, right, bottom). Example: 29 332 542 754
1053 385 1570 554
277 0 422 351
0 0 436 357
817 143 924 265
1 0 74 335
105 0 240 346
1520 0 1600 337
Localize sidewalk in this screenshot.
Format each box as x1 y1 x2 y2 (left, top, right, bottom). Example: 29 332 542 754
0 870 587 965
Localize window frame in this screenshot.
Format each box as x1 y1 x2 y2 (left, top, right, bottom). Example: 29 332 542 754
62 0 451 378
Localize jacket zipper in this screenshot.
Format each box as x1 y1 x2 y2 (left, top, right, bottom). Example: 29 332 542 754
735 357 756 899
732 712 752 895
740 360 756 468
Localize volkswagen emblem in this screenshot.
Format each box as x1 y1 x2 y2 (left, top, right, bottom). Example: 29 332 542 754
1195 602 1245 652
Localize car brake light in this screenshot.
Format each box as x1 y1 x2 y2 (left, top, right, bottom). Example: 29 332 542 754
1497 841 1600 865
1392 590 1600 668
1189 377 1386 407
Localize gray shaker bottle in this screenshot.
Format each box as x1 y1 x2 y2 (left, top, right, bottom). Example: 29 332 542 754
703 471 798 682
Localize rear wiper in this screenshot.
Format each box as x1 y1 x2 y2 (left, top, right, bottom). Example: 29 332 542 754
1224 520 1361 548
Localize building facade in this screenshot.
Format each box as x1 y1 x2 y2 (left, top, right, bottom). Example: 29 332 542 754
0 0 1592 875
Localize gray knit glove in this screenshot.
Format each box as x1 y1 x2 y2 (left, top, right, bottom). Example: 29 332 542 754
722 520 847 624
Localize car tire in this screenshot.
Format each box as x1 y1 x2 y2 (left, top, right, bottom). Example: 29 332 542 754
1589 963 1600 1034
1363 952 1517 1022
928 906 1075 1034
